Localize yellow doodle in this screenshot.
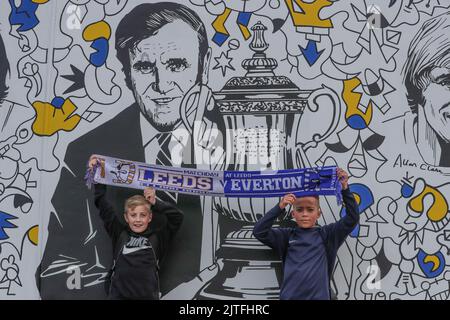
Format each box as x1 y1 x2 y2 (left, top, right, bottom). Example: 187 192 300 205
238 22 251 40
31 99 81 136
83 21 112 41
31 0 49 3
353 193 361 205
212 7 232 36
285 0 333 28
342 77 373 128
408 185 449 222
27 226 39 246
424 255 440 272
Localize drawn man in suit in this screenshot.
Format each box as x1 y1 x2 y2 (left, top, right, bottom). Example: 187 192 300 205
38 2 223 299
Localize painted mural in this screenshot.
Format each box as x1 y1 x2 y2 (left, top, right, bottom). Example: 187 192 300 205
0 0 450 300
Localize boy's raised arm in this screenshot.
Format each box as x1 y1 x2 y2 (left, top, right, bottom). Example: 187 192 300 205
253 194 293 256
144 187 184 238
89 155 123 239
327 168 360 245
336 188 359 232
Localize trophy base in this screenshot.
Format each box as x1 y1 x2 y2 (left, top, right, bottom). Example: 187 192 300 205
196 226 283 300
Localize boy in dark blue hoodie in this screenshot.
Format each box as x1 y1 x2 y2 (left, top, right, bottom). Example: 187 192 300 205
253 168 359 300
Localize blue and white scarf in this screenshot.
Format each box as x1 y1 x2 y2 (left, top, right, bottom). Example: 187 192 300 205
85 155 343 204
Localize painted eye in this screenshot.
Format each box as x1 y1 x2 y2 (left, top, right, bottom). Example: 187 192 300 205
439 79 450 87
167 58 189 72
133 61 155 74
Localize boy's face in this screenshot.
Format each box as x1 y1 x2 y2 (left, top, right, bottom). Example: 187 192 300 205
291 196 321 229
124 205 152 233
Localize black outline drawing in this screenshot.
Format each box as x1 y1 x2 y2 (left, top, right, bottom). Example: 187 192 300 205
0 32 10 104
403 11 450 167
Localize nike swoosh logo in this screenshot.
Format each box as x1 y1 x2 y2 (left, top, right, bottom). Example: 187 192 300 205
122 245 152 255
289 240 297 245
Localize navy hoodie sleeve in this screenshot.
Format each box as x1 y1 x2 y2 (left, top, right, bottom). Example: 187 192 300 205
94 183 124 242
323 188 359 247
253 204 291 258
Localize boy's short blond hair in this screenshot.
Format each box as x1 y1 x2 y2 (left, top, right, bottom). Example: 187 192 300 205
124 195 151 213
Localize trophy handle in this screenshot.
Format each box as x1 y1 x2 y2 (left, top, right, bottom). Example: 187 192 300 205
304 84 341 151
180 47 213 135
292 85 341 169
179 83 213 136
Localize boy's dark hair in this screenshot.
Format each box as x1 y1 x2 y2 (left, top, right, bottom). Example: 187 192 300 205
312 195 320 204
294 195 320 206
115 2 209 90
0 32 10 103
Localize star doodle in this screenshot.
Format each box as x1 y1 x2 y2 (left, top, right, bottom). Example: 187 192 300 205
213 51 235 76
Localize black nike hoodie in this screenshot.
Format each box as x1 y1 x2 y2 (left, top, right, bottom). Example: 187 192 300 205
94 183 183 299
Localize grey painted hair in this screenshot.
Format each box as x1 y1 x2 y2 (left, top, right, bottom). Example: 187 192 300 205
403 11 450 114
0 32 10 103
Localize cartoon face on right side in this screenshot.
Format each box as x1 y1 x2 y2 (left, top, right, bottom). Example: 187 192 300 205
421 66 450 143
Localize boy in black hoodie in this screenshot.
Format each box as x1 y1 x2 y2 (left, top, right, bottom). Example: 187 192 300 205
88 155 183 300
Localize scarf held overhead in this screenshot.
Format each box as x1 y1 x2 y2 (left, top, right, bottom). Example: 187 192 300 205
85 155 342 203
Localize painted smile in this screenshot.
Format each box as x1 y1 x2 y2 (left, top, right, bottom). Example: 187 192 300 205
151 96 181 104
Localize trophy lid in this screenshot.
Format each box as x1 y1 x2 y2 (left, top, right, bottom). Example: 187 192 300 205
214 21 311 114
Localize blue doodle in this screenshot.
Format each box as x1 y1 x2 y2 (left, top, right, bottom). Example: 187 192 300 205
8 0 40 32
90 38 109 67
300 40 324 67
417 249 445 278
347 115 368 130
401 180 415 198
237 12 252 28
0 211 17 240
340 183 374 237
51 97 65 109
212 33 228 47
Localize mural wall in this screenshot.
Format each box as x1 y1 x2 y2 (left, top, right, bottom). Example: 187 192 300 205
1 0 450 300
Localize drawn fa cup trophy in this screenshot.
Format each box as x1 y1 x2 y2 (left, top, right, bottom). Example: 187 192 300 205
197 21 340 299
